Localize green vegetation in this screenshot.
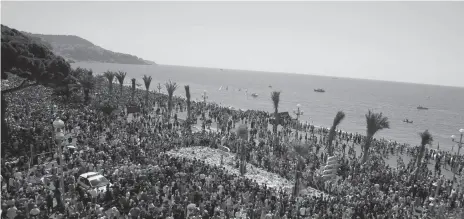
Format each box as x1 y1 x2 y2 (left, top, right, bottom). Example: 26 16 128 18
115 71 127 95
362 110 390 163
185 85 192 132
103 71 115 94
271 91 281 152
142 75 152 105
1 25 71 139
26 33 154 65
164 80 178 119
327 111 346 156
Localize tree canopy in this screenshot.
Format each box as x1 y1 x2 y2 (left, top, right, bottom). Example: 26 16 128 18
1 25 72 94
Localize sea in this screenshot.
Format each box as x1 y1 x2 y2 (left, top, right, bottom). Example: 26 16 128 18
72 62 464 152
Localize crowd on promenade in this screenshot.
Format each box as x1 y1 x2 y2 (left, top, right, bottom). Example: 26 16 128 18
1 75 464 219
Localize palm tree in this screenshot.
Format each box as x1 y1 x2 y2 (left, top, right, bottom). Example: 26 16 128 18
115 71 127 95
142 75 152 106
103 71 115 94
79 69 95 104
164 80 178 119
237 124 249 176
416 130 433 169
292 143 310 197
327 111 346 156
185 85 191 130
131 78 136 102
157 83 162 94
271 91 281 149
362 110 390 163
271 91 280 134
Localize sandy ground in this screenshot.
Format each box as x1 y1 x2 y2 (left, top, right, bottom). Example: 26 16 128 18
173 108 458 180
165 146 326 197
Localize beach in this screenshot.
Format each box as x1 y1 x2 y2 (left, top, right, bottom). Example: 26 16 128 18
172 106 460 181
3 71 463 219
72 62 464 153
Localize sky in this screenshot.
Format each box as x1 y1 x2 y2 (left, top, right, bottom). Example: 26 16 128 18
2 1 464 87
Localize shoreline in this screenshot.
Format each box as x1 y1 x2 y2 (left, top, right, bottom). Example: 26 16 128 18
168 102 459 180
98 81 455 158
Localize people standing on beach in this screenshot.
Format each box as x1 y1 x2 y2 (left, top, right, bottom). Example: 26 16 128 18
2 74 463 219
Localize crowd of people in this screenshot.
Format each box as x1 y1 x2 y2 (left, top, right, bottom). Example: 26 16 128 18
1 74 464 219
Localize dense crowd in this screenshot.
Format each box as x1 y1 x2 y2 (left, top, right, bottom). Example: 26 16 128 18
1 75 464 219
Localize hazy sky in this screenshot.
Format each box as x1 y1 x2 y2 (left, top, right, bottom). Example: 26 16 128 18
2 1 464 87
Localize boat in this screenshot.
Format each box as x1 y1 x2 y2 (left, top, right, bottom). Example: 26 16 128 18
268 85 272 88
314 88 325 93
219 86 222 91
417 106 428 110
403 119 413 124
251 93 258 98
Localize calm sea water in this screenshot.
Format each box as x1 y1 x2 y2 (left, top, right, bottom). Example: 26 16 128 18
72 62 464 151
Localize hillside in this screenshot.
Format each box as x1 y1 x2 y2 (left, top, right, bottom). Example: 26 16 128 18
25 33 155 65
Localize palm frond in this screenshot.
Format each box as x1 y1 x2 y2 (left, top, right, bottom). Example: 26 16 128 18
332 111 346 127
103 71 115 83
184 85 191 100
142 75 152 90
327 111 346 156
365 110 390 136
79 71 95 89
115 71 127 85
419 130 433 146
164 80 178 97
271 91 280 111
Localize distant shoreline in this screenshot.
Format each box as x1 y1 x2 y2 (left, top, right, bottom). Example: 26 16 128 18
77 61 464 89
155 63 464 89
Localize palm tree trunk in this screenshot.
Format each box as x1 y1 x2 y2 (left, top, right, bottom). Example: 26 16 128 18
120 84 123 95
327 127 336 156
362 136 372 163
168 97 172 119
273 110 278 134
273 110 279 152
145 89 149 106
240 143 246 176
131 88 135 102
84 89 90 104
186 101 191 131
416 144 426 168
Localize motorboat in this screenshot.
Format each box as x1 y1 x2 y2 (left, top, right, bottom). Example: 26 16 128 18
314 88 325 93
417 106 428 110
251 93 258 98
403 119 413 124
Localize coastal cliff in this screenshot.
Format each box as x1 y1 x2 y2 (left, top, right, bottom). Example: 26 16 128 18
25 33 155 65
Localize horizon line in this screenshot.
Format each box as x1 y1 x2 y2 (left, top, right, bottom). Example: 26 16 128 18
147 62 464 89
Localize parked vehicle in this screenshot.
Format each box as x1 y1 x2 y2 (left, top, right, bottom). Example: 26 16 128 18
77 172 112 197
